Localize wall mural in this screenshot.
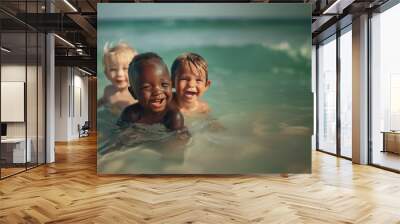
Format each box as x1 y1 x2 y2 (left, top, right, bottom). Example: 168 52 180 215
97 3 312 174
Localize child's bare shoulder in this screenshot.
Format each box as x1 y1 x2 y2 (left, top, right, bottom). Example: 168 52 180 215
199 101 210 113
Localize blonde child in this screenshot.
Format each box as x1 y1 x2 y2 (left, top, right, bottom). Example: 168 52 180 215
98 42 138 115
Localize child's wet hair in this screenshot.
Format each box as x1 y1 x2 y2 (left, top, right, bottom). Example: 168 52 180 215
171 52 208 85
128 52 169 95
103 42 137 70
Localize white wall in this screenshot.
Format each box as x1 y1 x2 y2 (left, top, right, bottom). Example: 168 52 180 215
55 67 89 141
55 67 69 141
1 65 26 81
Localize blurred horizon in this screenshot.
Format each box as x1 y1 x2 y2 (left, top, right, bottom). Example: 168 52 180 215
98 3 310 21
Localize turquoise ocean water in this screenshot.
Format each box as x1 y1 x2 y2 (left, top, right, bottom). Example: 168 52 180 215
97 19 312 174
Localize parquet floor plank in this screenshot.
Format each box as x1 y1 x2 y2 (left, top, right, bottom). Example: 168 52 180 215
0 134 399 223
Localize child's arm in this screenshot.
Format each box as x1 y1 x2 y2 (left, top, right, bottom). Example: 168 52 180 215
117 104 141 127
97 85 115 108
164 108 191 137
97 97 106 108
165 109 185 131
161 109 190 162
164 109 191 139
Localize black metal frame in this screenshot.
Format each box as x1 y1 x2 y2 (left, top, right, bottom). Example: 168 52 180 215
0 0 47 180
25 2 28 172
315 22 353 162
336 26 341 158
367 11 373 166
36 1 39 167
315 44 319 152
0 19 2 179
44 0 47 165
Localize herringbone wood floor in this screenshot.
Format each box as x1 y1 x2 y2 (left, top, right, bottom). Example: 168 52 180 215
1 134 400 224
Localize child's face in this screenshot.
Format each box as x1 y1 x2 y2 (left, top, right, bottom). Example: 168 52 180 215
105 55 130 90
175 63 210 104
135 64 172 113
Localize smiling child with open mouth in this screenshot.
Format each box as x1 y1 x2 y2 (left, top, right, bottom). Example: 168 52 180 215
118 52 186 131
171 52 211 116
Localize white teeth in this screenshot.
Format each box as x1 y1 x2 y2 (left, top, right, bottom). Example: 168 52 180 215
150 98 164 105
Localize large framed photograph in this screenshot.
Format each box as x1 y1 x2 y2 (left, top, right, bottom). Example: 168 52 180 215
97 3 312 174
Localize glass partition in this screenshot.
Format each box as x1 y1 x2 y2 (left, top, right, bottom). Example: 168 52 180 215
317 35 337 154
38 32 45 165
0 1 46 179
27 31 38 169
339 26 352 158
371 3 400 171
1 30 28 177
27 0 40 170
